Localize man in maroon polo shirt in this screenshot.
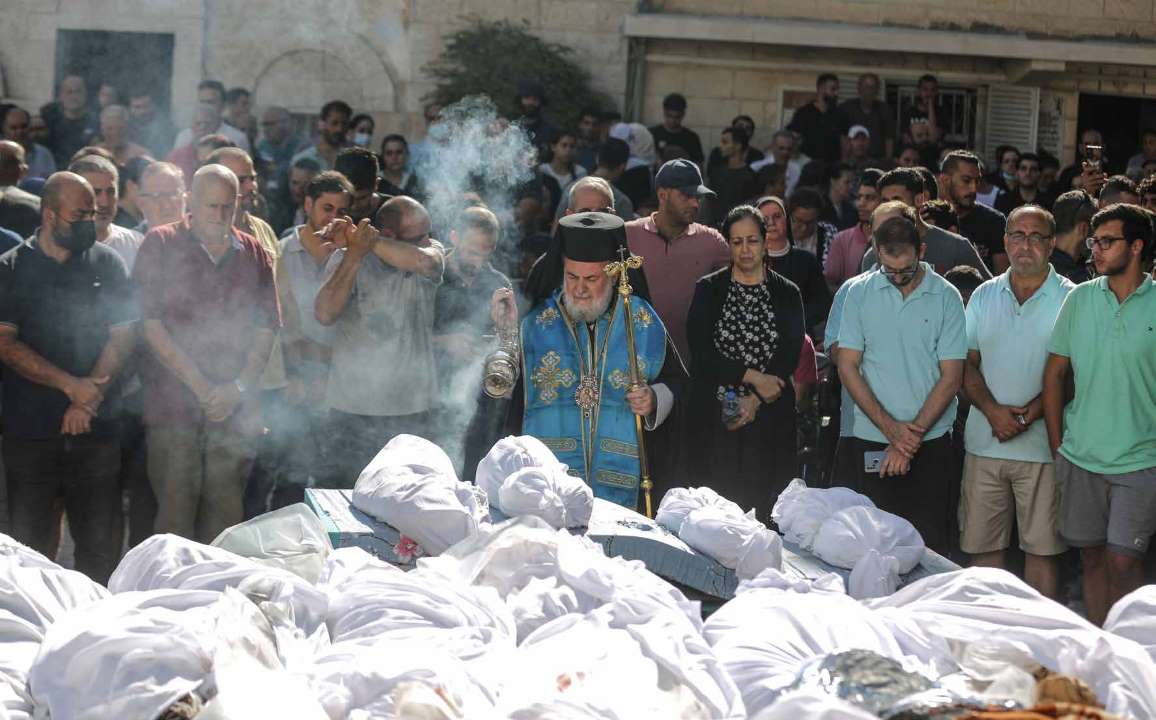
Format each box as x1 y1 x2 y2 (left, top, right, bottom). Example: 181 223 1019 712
625 159 729 364
133 164 279 542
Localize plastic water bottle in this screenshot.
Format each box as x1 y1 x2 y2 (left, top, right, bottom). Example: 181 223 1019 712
722 389 740 423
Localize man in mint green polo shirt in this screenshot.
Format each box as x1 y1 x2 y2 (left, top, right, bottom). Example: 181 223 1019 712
961 205 1075 600
1044 203 1156 626
837 215 967 554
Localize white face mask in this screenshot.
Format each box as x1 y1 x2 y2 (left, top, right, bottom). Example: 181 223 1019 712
352 132 371 148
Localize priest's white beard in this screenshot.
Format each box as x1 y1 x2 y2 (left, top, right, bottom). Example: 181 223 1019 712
562 283 614 324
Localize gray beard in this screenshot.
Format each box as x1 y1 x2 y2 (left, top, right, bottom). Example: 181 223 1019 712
562 286 613 324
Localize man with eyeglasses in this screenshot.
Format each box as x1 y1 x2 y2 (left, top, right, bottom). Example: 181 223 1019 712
836 214 966 555
1043 202 1156 626
959 206 1074 598
136 161 187 234
314 195 444 487
859 168 991 279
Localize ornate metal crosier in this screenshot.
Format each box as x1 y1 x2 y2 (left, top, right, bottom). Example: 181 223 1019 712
602 248 656 518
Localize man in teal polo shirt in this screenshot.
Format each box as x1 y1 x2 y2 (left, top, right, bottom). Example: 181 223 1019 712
837 215 967 554
1044 202 1156 627
961 205 1074 599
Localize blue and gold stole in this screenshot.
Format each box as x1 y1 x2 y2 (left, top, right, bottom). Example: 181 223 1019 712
521 290 667 509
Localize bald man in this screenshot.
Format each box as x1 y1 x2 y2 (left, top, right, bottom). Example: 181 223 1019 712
0 171 136 582
134 163 280 542
0 140 41 239
314 195 445 486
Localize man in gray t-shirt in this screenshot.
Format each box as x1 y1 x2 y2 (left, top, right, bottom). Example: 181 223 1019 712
860 223 992 279
315 196 445 487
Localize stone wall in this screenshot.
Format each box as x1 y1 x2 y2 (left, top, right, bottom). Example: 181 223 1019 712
651 0 1156 41
0 0 633 142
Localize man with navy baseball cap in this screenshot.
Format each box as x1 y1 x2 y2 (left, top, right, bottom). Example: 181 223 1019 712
625 159 727 362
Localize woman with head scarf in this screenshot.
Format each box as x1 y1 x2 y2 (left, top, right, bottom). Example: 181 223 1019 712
685 205 805 518
609 122 656 209
756 195 832 336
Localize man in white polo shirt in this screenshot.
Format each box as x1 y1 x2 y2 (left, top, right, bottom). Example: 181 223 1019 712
960 205 1074 599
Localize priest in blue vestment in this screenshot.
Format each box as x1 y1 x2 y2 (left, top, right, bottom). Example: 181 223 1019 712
493 212 683 511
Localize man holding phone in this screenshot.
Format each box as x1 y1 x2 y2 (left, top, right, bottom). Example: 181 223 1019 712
837 214 967 555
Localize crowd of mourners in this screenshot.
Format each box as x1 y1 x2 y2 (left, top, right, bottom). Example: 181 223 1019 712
0 69 1154 629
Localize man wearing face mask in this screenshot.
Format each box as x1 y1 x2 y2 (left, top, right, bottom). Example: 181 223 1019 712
836 215 967 555
0 171 136 582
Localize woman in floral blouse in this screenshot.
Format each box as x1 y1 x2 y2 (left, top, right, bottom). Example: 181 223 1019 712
685 205 805 519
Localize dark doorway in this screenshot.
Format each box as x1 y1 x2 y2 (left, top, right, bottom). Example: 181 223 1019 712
55 30 175 115
1076 93 1156 175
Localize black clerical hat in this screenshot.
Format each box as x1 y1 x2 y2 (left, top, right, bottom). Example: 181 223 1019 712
558 211 627 263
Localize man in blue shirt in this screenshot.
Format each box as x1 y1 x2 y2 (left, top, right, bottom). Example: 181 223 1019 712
961 205 1074 599
837 215 967 554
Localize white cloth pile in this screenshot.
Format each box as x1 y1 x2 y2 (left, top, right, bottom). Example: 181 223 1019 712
420 517 744 718
0 537 108 719
655 487 782 580
475 436 593 529
771 480 924 599
699 564 1156 718
352 435 490 554
1106 585 1156 663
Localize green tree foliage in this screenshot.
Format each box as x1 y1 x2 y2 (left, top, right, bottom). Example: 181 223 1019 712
424 18 616 128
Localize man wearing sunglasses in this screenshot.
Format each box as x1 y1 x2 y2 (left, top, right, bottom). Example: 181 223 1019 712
1044 202 1156 626
836 214 967 555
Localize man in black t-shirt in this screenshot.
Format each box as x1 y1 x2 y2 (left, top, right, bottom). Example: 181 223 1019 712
433 206 512 480
787 73 848 164
39 75 96 169
939 150 1008 273
649 93 704 166
0 172 136 582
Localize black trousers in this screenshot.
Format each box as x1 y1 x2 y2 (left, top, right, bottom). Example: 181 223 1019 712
3 434 122 583
323 410 432 489
837 434 955 556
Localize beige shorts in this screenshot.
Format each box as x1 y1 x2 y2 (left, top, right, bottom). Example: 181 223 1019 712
959 454 1066 556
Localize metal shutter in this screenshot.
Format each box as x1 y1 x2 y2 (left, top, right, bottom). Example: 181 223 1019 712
983 85 1040 167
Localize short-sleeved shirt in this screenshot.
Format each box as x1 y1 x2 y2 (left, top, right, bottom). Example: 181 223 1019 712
787 103 848 163
649 125 705 166
324 242 444 417
964 268 1075 463
434 254 511 338
825 224 870 288
1049 248 1090 284
1047 276 1156 474
625 214 730 362
133 219 280 426
958 203 1007 272
838 99 895 159
0 239 136 438
278 227 336 348
838 262 967 443
290 144 335 172
825 271 869 437
102 223 144 273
